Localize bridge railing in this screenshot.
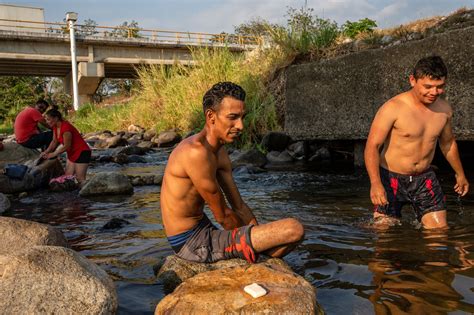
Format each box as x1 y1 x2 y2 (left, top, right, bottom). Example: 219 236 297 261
0 18 263 47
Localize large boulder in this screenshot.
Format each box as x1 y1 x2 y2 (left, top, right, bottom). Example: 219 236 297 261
260 132 292 152
156 255 291 293
156 261 319 314
0 193 11 213
0 245 118 314
79 171 133 196
0 217 68 254
0 157 64 194
152 130 181 147
0 142 39 167
230 149 267 169
94 134 128 149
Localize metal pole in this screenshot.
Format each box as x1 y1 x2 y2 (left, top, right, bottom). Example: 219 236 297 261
66 12 79 111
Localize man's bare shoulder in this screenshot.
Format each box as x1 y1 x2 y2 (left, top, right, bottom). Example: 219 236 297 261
377 94 406 116
170 133 210 164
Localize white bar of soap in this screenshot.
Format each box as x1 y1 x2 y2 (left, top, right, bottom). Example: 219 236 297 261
244 283 267 298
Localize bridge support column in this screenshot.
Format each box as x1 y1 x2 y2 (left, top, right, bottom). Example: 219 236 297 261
354 140 366 168
65 62 104 107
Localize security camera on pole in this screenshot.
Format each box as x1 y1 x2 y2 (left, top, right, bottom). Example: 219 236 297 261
66 12 79 111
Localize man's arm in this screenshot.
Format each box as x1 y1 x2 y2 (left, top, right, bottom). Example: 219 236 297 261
439 112 469 196
216 148 257 225
38 118 52 130
185 145 243 230
41 134 59 158
364 102 397 206
43 132 72 159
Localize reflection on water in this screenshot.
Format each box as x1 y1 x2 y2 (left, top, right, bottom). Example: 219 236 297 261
4 167 474 314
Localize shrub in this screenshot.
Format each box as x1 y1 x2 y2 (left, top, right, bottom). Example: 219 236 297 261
342 18 377 39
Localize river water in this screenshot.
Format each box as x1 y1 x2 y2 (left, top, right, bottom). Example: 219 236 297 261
4 152 474 315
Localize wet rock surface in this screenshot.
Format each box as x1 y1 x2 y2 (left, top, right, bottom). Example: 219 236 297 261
79 171 134 196
156 257 320 314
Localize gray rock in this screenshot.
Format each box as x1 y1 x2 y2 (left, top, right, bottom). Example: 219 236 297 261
116 145 150 156
381 35 393 44
266 150 294 164
231 149 267 168
260 132 292 152
127 124 145 133
101 218 131 230
152 130 182 147
287 141 305 159
309 147 331 161
0 142 40 167
156 255 292 293
94 134 129 149
0 246 118 314
0 158 64 194
79 172 133 196
0 193 10 213
143 129 157 141
0 217 68 254
156 257 320 314
137 141 155 149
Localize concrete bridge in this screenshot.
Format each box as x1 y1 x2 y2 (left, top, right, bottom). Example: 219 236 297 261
0 18 260 104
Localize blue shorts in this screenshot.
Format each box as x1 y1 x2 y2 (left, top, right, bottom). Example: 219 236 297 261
167 214 257 264
374 167 446 221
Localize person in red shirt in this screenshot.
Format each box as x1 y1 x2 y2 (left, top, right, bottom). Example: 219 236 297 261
41 108 91 185
14 100 52 150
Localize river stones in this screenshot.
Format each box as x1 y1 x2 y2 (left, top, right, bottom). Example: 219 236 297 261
0 217 68 254
266 150 294 164
156 261 319 314
152 130 181 147
79 171 133 196
156 255 292 293
0 193 10 213
260 131 292 152
0 217 118 314
0 142 39 167
230 149 267 168
0 245 118 314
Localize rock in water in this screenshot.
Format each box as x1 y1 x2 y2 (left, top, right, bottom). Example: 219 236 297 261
0 246 118 314
156 262 320 314
79 172 133 196
0 217 68 254
0 193 10 213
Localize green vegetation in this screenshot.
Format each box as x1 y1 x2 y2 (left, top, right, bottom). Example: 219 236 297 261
73 47 281 146
342 18 377 39
1 5 388 147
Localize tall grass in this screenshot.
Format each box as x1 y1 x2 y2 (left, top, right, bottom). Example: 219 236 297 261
72 47 281 147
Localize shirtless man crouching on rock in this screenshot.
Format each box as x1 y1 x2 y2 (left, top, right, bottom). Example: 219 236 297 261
365 56 469 229
160 82 304 263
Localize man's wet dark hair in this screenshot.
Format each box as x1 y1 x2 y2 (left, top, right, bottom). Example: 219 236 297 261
202 82 246 113
36 99 49 108
45 108 63 121
412 56 448 80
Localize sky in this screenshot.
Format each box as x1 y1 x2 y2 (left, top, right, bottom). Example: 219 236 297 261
1 0 473 34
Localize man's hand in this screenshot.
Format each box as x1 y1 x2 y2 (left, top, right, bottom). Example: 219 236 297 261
454 174 469 196
370 182 388 206
221 208 244 230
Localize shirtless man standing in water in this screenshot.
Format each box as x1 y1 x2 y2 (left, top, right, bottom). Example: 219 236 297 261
160 82 304 263
365 56 469 229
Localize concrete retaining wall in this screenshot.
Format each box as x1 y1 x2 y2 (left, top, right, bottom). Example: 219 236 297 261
285 26 474 140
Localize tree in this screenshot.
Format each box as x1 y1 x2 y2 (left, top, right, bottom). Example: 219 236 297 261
107 20 141 38
0 77 47 124
342 18 377 38
79 19 98 36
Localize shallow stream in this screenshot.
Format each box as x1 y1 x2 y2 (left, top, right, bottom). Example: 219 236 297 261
4 154 474 314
